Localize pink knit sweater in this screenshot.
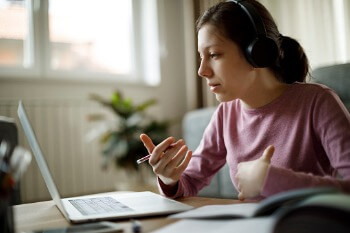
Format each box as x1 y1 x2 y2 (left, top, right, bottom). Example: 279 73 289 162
159 82 350 199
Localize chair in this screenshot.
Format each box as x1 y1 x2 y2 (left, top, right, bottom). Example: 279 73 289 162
312 63 350 111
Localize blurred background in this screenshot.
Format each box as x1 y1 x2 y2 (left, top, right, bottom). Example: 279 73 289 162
0 0 349 203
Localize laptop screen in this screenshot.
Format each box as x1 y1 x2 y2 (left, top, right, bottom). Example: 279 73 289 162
18 101 68 218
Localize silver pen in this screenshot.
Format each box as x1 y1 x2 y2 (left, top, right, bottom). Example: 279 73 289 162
137 144 176 164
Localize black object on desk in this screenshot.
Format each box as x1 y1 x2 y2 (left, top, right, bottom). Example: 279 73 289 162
0 116 20 205
0 140 15 233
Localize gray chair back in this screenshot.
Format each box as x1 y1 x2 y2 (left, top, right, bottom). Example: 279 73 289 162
312 63 350 111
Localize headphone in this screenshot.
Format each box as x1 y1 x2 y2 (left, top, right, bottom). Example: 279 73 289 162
229 0 278 68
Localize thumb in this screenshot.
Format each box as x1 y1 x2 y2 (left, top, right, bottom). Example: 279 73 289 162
260 145 275 163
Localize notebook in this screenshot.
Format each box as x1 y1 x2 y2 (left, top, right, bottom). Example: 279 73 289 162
17 101 192 223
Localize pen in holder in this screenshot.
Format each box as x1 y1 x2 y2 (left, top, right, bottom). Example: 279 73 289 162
0 141 32 233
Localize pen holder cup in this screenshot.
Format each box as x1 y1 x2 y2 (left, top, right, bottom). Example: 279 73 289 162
0 195 15 233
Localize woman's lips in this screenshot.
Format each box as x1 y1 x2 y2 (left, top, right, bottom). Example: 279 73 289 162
209 83 221 92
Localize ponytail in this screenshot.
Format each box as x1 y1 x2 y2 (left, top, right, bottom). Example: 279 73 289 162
275 35 310 84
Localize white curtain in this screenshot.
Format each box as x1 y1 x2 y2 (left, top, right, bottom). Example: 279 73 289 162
184 0 224 109
260 0 350 70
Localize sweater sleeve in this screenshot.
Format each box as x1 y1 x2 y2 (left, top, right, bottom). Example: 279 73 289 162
261 88 350 197
157 105 227 198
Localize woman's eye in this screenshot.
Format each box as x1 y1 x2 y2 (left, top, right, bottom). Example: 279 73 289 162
210 53 220 58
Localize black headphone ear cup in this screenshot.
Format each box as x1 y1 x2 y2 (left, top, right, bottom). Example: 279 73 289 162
246 37 278 68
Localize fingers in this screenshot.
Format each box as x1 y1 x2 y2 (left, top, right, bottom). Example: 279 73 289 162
140 134 156 154
238 192 245 201
235 146 275 201
164 150 191 183
153 140 186 171
140 134 191 185
165 144 188 170
237 178 245 201
149 137 175 165
176 150 192 173
260 145 275 163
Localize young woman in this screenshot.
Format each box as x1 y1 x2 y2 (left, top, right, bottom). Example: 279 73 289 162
140 0 350 200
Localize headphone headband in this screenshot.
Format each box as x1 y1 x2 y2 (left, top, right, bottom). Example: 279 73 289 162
228 0 278 68
231 0 267 37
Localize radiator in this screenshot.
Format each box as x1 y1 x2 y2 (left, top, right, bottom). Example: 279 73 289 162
0 99 128 203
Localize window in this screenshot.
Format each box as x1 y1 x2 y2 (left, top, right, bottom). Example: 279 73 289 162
49 0 133 75
0 0 31 67
0 0 160 85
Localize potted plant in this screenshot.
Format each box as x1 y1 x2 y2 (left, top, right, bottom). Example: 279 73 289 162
87 91 171 172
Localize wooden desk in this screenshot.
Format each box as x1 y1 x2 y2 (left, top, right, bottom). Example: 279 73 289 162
14 195 240 233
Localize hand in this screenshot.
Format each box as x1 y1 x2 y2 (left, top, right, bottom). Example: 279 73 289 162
236 145 275 200
140 134 192 187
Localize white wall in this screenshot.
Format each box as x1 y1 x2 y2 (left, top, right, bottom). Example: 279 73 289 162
260 0 350 69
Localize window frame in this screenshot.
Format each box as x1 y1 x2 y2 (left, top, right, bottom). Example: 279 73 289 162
0 0 39 79
0 0 151 85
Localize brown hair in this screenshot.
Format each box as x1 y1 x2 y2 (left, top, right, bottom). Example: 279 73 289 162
196 0 309 83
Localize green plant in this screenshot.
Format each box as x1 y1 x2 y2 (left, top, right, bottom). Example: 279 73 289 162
88 91 170 170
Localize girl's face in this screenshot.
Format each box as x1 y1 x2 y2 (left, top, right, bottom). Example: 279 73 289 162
197 24 255 102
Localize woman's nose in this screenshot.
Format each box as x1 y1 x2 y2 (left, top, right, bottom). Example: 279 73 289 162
198 59 212 78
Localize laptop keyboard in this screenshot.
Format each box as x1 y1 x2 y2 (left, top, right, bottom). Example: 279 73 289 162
69 197 134 216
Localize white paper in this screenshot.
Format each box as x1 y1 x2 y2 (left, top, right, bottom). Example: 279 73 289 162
169 203 260 219
152 217 276 233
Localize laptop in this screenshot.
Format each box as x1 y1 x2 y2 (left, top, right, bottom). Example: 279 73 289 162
17 101 192 223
